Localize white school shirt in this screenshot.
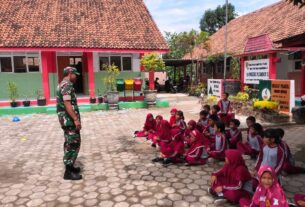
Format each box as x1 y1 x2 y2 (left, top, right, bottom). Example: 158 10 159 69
261 145 278 169
249 134 261 151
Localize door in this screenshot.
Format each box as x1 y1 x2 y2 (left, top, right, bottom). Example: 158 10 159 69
57 56 84 94
57 56 70 83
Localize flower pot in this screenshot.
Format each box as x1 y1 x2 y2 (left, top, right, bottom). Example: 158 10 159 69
98 97 104 104
90 97 96 104
37 98 46 106
292 106 305 124
23 100 31 107
10 102 18 107
144 90 157 105
106 92 119 104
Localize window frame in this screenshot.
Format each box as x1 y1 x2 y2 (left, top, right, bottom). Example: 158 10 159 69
98 54 133 71
0 52 41 73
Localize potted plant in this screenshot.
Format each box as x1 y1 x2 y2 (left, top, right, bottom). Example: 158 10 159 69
23 94 31 107
8 81 18 107
97 89 104 104
36 90 46 106
140 53 165 104
103 63 120 104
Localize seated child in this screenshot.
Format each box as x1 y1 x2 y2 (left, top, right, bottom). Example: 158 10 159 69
294 194 305 207
203 114 219 144
197 110 209 132
163 111 187 166
246 116 256 135
237 123 263 159
226 119 242 149
202 104 211 114
134 113 156 138
152 120 173 163
218 92 234 126
276 128 305 175
185 127 208 165
239 165 289 207
211 105 221 121
254 129 285 177
209 149 252 204
207 121 228 160
148 115 163 148
169 108 177 127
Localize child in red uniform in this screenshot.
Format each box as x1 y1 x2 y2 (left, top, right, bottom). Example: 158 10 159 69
203 114 219 145
237 123 263 159
276 128 305 175
185 127 208 165
207 121 228 161
152 120 173 163
294 194 305 207
169 108 177 127
252 129 285 191
148 115 163 148
209 150 252 205
240 165 289 207
197 110 209 132
211 105 221 121
218 92 233 126
134 113 156 138
202 104 211 114
226 119 242 149
163 111 187 166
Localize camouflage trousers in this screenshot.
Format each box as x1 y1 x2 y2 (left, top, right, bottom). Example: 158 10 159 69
62 127 81 166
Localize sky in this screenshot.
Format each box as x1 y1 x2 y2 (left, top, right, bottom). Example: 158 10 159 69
144 0 280 34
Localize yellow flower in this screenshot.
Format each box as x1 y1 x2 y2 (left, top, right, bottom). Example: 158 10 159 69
253 100 278 110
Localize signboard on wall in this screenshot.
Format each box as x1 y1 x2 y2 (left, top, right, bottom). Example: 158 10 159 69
259 80 295 113
223 80 241 96
208 79 223 98
244 59 269 84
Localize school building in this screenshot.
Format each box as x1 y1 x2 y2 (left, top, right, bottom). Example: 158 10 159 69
184 0 305 96
0 0 168 106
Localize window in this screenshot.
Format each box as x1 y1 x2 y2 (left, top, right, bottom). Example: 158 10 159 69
0 57 12 72
295 61 302 70
28 57 40 72
99 55 133 71
110 56 121 70
122 57 132 71
217 63 224 73
14 56 27 73
99 57 109 70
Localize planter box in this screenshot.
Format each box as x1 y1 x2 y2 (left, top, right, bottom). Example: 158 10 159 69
37 99 46 106
23 101 31 107
292 106 305 124
262 113 290 123
10 102 18 107
106 92 119 104
90 97 96 104
144 90 157 105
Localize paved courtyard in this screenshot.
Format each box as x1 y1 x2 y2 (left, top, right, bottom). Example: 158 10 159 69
0 94 304 207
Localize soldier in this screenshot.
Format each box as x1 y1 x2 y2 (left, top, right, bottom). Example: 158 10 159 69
57 66 82 180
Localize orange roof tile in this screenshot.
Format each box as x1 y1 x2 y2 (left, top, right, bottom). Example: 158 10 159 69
185 0 305 59
0 0 168 50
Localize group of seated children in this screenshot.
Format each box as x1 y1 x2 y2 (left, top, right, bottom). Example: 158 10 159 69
134 100 305 206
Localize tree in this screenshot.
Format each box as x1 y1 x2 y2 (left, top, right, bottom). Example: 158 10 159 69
200 3 237 34
287 0 305 7
140 53 165 90
163 30 209 59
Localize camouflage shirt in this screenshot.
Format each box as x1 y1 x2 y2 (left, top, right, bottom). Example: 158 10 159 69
56 79 80 128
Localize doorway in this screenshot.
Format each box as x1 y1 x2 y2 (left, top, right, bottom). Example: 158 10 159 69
57 56 84 94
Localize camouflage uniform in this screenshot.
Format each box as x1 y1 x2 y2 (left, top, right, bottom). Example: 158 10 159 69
56 79 81 166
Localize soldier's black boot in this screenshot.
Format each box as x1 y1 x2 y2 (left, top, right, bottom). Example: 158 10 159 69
64 165 82 180
71 166 81 173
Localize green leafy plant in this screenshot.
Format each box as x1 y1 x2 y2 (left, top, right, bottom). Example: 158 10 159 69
103 64 120 92
8 81 18 102
140 53 165 90
230 57 240 80
35 89 45 100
